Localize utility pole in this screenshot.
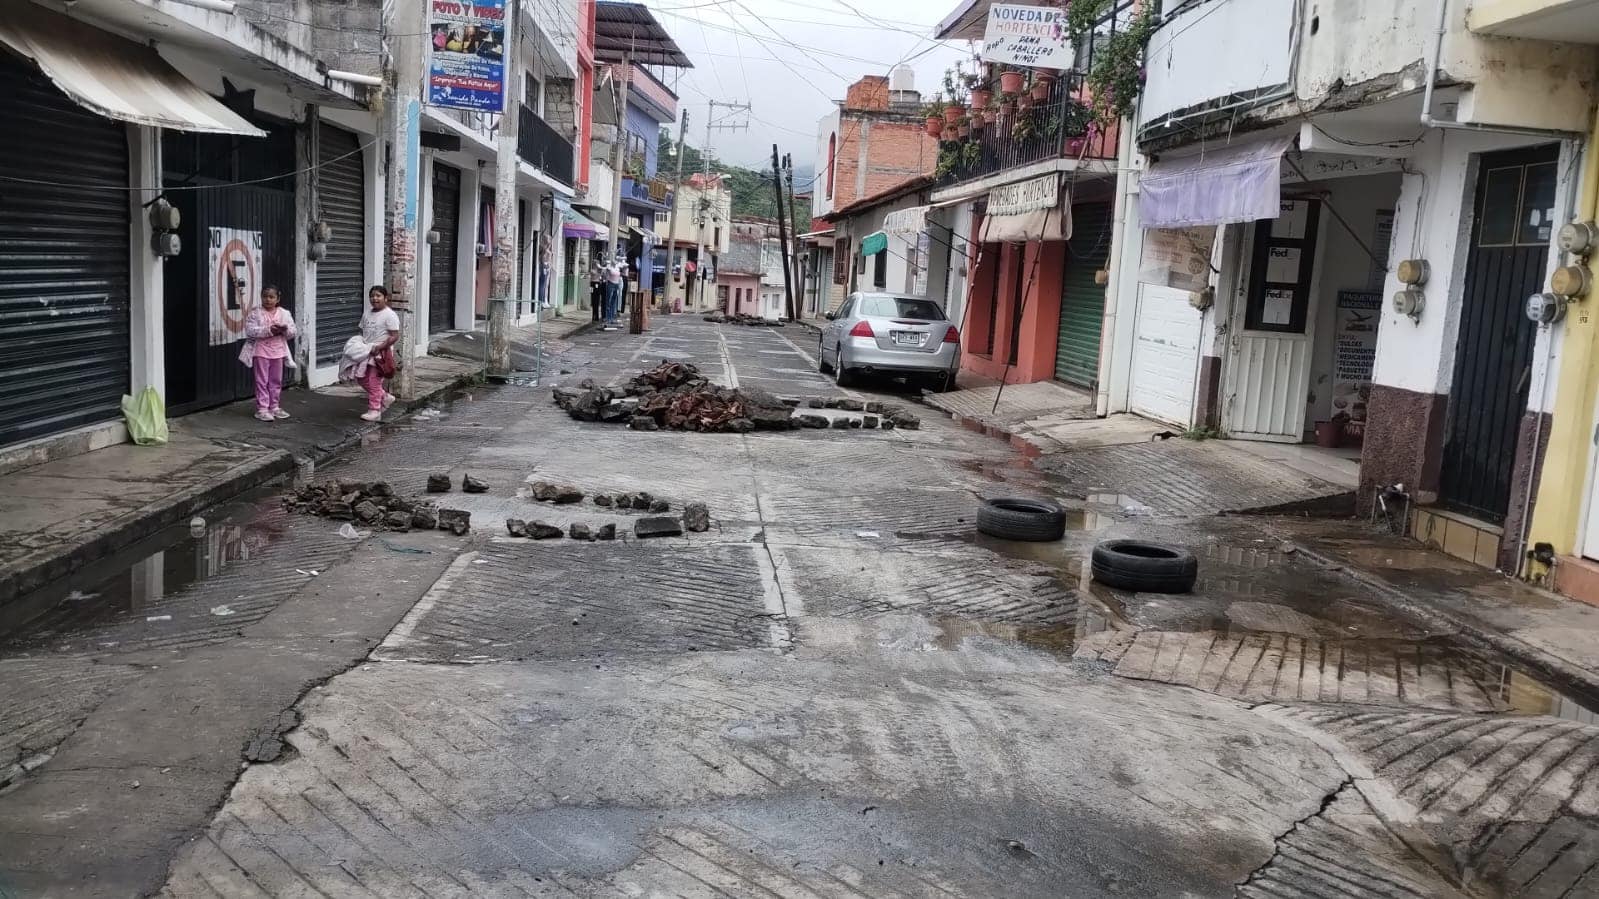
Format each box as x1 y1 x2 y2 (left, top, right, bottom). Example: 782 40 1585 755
384 0 424 399
607 54 642 333
770 144 795 322
695 99 749 311
662 107 688 313
488 0 519 376
783 152 804 320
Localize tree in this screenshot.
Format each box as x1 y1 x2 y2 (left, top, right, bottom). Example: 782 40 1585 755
660 129 813 224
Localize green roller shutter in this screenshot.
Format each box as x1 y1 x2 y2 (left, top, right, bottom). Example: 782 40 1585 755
1055 202 1112 388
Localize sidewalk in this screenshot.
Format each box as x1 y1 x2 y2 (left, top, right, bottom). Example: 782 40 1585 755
0 354 481 609
429 311 598 373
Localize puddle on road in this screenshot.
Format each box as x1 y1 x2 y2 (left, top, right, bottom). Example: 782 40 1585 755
0 495 288 649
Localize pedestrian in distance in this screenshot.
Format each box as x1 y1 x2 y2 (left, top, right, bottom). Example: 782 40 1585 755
342 285 400 422
602 257 623 329
239 285 296 422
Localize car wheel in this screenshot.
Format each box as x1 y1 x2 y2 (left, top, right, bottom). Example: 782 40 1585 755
817 336 834 374
922 370 956 393
833 349 857 387
1090 540 1199 593
975 497 1067 542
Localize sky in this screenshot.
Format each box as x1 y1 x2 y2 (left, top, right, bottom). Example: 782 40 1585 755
639 0 974 179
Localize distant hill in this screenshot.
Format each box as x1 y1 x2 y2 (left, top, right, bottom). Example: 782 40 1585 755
659 131 813 226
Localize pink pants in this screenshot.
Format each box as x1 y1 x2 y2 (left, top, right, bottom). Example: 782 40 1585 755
252 356 284 413
359 366 387 411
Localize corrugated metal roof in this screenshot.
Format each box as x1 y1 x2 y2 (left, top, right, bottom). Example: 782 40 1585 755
595 2 693 68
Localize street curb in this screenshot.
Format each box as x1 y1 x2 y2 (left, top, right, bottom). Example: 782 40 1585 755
0 362 482 609
1286 539 1599 703
0 449 297 607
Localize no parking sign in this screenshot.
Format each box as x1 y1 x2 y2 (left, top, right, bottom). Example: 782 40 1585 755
208 227 262 346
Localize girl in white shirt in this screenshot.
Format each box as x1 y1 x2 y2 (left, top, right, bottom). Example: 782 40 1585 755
357 285 401 421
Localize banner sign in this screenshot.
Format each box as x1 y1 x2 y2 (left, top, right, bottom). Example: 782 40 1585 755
980 4 1073 70
1333 290 1381 424
987 173 1059 217
1139 226 1215 291
208 227 262 346
428 0 507 112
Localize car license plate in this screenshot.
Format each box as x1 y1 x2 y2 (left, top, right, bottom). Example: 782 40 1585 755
891 331 923 347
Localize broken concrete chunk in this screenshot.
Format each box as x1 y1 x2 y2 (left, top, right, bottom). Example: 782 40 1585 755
780 397 801 407
683 502 711 533
807 397 826 409
384 511 411 531
569 523 594 541
831 418 851 430
648 500 670 513
530 481 558 501
881 418 896 430
891 413 921 430
595 523 618 541
354 501 382 522
323 501 355 520
630 492 654 510
796 413 829 429
506 518 528 538
614 492 633 509
727 418 755 433
823 398 843 409
552 486 585 504
594 494 613 507
864 401 885 414
366 481 394 498
437 509 471 536
837 398 865 411
426 474 452 493
529 522 564 539
847 417 863 429
862 415 879 429
635 516 684 539
411 507 439 529
462 474 489 493
629 415 659 431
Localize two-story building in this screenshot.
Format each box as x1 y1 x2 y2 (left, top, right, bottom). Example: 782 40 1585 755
662 173 733 311
1111 0 1597 578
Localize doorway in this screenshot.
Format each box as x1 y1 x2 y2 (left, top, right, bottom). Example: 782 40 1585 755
1438 145 1558 524
429 163 461 333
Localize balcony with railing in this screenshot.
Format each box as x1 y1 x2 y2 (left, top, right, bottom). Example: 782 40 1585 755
518 103 575 187
933 0 1133 189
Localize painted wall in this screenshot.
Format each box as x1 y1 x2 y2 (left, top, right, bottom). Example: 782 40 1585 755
1139 0 1294 128
961 240 1065 384
812 109 842 218
624 100 660 179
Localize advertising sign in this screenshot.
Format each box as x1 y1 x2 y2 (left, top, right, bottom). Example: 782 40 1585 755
987 173 1059 217
1333 290 1381 424
1138 226 1215 291
980 4 1073 70
208 227 262 346
428 0 507 112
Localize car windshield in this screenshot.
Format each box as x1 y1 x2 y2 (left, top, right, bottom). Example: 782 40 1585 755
858 297 944 321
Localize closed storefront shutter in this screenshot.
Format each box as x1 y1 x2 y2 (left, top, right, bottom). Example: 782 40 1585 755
315 125 366 363
430 163 461 333
1055 201 1112 388
0 56 130 448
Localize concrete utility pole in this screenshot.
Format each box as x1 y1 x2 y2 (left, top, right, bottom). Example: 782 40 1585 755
662 107 688 312
783 152 804 319
385 0 425 399
607 55 643 332
770 144 795 321
695 99 749 311
488 0 519 376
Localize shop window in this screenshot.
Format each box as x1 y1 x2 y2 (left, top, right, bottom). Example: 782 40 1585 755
1244 198 1321 333
872 251 887 288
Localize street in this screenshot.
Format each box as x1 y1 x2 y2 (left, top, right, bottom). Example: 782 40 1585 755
3 316 1598 898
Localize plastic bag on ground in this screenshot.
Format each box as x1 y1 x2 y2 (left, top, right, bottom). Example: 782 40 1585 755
337 523 370 540
121 387 169 446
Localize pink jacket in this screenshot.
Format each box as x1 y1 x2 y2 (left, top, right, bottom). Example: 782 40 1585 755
240 306 296 365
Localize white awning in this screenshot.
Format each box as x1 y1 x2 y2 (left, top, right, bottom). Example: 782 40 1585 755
882 205 930 238
0 5 265 136
1139 136 1293 230
981 173 1070 243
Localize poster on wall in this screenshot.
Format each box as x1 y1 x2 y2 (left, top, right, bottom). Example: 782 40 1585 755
208 227 262 346
427 0 507 112
980 4 1073 70
1333 290 1381 425
1139 226 1215 291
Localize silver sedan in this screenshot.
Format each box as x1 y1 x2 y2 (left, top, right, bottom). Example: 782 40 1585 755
818 292 960 389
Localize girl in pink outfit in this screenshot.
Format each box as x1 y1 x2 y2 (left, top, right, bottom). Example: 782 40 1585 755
358 285 401 421
243 286 296 422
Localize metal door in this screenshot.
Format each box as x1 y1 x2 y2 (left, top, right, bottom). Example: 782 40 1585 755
1439 146 1558 524
0 55 131 447
430 163 461 332
1226 199 1322 442
1055 202 1112 387
315 124 366 364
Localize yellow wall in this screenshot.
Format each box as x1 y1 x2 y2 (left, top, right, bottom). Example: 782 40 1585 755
1526 113 1599 571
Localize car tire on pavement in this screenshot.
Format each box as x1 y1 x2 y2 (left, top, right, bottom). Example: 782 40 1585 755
1090 540 1199 593
975 497 1067 541
834 350 857 387
817 337 834 374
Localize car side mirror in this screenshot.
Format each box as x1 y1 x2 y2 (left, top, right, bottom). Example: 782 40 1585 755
824 312 835 320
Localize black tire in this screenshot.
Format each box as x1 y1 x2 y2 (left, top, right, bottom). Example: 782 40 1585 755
922 370 956 393
1090 540 1199 593
834 349 857 387
976 497 1067 541
817 336 834 374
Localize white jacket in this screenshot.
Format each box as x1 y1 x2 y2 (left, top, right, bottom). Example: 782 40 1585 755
336 335 376 382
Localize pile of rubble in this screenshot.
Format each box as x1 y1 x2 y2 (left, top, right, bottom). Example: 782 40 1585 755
702 313 784 327
552 361 922 433
283 480 471 535
507 497 712 541
553 362 794 433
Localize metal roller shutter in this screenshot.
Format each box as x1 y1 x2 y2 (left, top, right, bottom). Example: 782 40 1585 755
315 125 366 363
430 163 461 333
1054 202 1112 388
0 56 130 447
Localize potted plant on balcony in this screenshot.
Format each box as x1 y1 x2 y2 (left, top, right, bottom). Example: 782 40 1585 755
922 94 946 138
941 67 968 124
1012 110 1037 141
1085 6 1158 125
1017 93 1034 112
998 66 1025 95
961 139 982 170
998 92 1018 116
1030 78 1052 103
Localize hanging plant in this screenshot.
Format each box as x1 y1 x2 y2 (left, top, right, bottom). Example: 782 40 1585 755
999 68 1025 94
1060 98 1093 137
961 139 983 169
1017 93 1034 112
970 87 994 110
1030 79 1052 102
935 144 961 179
1086 6 1157 125
1012 110 1036 141
925 116 944 138
1064 0 1111 43
998 92 1018 114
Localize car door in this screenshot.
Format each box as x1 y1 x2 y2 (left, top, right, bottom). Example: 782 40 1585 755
828 296 856 361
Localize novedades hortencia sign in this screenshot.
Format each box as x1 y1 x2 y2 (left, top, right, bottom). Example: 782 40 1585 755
428 0 507 112
981 4 1073 70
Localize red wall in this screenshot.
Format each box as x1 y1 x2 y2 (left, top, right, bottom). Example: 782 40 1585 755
960 238 1064 384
